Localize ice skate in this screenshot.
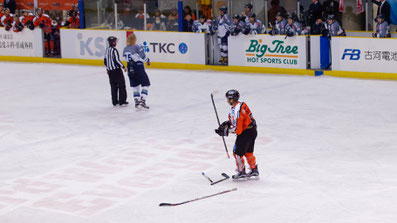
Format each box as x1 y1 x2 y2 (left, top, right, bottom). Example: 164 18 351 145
232 169 247 180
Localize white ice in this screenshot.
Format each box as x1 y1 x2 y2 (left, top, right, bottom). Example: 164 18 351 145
0 62 397 223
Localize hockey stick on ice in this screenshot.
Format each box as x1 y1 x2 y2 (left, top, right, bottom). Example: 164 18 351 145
210 173 230 185
201 172 213 183
159 188 237 207
211 91 230 159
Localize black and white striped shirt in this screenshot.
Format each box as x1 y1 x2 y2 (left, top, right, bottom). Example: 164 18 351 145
104 47 125 71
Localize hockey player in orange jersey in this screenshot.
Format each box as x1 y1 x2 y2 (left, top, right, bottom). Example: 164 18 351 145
34 8 54 56
0 4 4 22
215 90 259 179
20 10 35 30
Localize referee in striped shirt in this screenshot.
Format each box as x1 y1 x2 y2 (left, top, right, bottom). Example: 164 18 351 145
104 36 128 106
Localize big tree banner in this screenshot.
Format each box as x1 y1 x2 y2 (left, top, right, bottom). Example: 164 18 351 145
228 35 307 70
16 0 77 11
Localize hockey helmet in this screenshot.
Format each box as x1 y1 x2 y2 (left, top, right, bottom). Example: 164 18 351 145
327 14 336 21
275 12 284 18
226 90 240 102
233 14 240 20
249 13 256 19
245 3 253 10
107 36 117 47
219 6 227 13
287 14 295 21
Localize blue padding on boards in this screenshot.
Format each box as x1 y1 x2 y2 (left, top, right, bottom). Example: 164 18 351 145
315 71 324 76
78 0 85 29
178 1 183 32
320 36 330 69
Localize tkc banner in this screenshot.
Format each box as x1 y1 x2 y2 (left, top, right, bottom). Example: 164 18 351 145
132 31 206 65
228 35 307 69
332 37 397 73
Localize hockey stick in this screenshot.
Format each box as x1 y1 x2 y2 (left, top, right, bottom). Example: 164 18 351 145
210 173 230 185
159 188 237 207
201 172 213 183
211 92 230 159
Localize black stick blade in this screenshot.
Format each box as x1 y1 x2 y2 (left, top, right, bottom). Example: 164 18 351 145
159 203 172 207
221 173 230 178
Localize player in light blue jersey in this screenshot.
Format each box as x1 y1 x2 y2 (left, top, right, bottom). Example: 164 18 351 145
123 33 151 109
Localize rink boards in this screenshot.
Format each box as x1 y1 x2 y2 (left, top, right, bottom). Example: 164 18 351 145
1 27 397 80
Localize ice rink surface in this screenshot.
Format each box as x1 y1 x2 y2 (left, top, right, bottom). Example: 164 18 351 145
1 62 397 223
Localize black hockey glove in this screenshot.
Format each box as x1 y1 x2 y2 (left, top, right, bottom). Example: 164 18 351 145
220 121 231 128
215 121 231 137
243 28 250 35
27 21 35 30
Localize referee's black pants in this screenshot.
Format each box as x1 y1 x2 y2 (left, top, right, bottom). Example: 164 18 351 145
107 69 127 105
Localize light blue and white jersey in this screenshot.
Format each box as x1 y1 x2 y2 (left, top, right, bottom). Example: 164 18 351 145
123 44 149 64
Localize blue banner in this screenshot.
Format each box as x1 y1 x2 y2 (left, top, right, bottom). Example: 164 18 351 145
390 0 397 24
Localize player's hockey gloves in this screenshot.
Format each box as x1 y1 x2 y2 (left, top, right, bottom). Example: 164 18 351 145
243 28 250 35
269 29 276 36
286 31 294 37
215 121 231 137
26 21 35 30
5 24 11 31
16 23 24 32
39 21 45 28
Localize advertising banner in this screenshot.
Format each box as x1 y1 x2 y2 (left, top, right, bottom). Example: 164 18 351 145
332 37 397 73
61 29 126 60
229 35 307 69
0 28 43 57
16 0 77 10
61 29 206 65
132 31 205 65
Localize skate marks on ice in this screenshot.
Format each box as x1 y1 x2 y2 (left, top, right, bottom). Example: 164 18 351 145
0 137 231 217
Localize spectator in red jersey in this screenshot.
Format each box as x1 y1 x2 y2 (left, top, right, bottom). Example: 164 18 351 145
1 8 13 30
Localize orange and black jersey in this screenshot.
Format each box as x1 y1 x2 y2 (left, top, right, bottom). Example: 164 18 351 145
20 14 35 26
228 101 255 135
